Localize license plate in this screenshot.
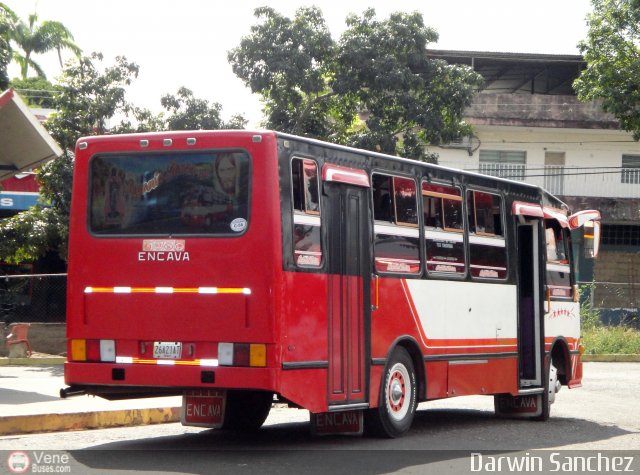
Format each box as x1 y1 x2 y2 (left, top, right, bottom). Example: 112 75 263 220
182 389 226 428
153 341 182 359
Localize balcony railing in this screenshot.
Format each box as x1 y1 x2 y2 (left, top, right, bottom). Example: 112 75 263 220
446 162 640 199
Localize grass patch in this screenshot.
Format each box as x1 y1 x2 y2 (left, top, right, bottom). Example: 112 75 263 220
580 284 640 354
581 325 640 355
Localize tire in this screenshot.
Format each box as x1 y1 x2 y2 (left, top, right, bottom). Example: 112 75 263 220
222 390 273 431
365 347 417 438
532 358 558 421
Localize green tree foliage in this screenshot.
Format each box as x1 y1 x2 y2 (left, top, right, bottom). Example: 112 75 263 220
229 7 482 161
117 87 247 132
0 2 17 89
228 6 337 138
8 10 81 79
161 86 244 130
574 0 640 140
46 52 140 151
9 76 58 107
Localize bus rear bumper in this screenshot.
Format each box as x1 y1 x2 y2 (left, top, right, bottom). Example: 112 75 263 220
63 361 277 400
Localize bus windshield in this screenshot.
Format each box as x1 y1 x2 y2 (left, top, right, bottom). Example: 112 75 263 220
89 150 250 236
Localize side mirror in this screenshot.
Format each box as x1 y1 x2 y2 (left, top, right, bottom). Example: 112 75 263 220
568 210 601 259
583 220 600 259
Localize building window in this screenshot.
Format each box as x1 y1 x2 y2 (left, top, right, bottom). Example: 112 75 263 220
601 224 640 247
479 150 526 181
621 155 640 184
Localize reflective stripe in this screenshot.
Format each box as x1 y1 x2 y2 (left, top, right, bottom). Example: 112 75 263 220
85 286 251 295
115 356 219 367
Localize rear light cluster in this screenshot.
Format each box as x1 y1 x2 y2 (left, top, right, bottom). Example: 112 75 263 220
70 339 115 362
69 339 267 367
218 342 266 367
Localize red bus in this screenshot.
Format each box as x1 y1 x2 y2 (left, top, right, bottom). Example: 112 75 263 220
62 130 600 437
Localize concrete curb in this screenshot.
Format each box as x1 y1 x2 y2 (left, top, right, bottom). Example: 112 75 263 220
0 407 181 436
0 357 66 366
582 354 640 362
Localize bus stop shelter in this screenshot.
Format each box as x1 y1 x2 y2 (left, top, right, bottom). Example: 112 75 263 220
0 88 62 181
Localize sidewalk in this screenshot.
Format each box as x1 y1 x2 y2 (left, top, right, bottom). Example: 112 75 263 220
0 356 181 436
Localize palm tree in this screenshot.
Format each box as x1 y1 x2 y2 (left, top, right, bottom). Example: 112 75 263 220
0 2 17 88
10 10 81 79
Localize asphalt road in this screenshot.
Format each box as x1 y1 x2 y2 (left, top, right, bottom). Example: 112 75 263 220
1 362 639 474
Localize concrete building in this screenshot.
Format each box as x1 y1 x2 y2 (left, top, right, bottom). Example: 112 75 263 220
427 50 640 321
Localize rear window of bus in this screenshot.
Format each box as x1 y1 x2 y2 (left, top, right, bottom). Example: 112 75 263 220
89 151 250 236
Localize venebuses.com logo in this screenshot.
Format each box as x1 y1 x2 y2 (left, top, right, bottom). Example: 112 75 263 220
6 451 29 474
6 451 72 473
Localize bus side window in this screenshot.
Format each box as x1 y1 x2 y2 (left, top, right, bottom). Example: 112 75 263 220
467 190 507 279
422 182 465 276
372 173 420 274
545 220 572 299
291 158 322 267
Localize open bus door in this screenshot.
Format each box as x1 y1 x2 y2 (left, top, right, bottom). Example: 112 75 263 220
516 220 543 389
496 203 548 419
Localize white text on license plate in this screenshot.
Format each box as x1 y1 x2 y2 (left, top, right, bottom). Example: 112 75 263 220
153 341 182 359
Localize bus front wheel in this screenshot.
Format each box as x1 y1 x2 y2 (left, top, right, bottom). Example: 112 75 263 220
365 347 417 438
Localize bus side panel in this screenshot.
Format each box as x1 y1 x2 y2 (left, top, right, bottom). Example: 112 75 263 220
426 362 448 400
545 300 582 386
279 370 327 414
277 270 329 413
371 277 520 398
447 359 518 397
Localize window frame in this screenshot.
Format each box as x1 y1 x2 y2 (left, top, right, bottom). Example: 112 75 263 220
371 171 421 276
87 149 252 237
290 156 323 268
421 180 467 277
621 154 640 185
466 188 508 281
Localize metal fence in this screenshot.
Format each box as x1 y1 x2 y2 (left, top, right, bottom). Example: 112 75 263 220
580 281 640 328
0 273 67 324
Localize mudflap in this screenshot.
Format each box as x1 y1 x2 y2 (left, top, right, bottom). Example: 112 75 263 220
181 389 226 428
494 393 543 418
311 410 364 436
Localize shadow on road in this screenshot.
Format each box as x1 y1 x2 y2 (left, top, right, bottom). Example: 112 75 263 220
70 407 633 474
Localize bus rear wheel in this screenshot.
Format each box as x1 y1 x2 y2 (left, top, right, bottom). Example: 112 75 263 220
365 347 417 438
222 390 273 431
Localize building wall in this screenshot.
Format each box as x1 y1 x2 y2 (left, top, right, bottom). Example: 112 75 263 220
430 125 640 199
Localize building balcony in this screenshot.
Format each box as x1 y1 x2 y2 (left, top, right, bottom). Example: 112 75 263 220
465 93 619 130
465 163 640 199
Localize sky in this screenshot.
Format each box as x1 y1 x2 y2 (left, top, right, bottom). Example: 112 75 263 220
8 0 594 126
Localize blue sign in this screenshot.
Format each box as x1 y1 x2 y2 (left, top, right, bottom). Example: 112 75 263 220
0 192 39 210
